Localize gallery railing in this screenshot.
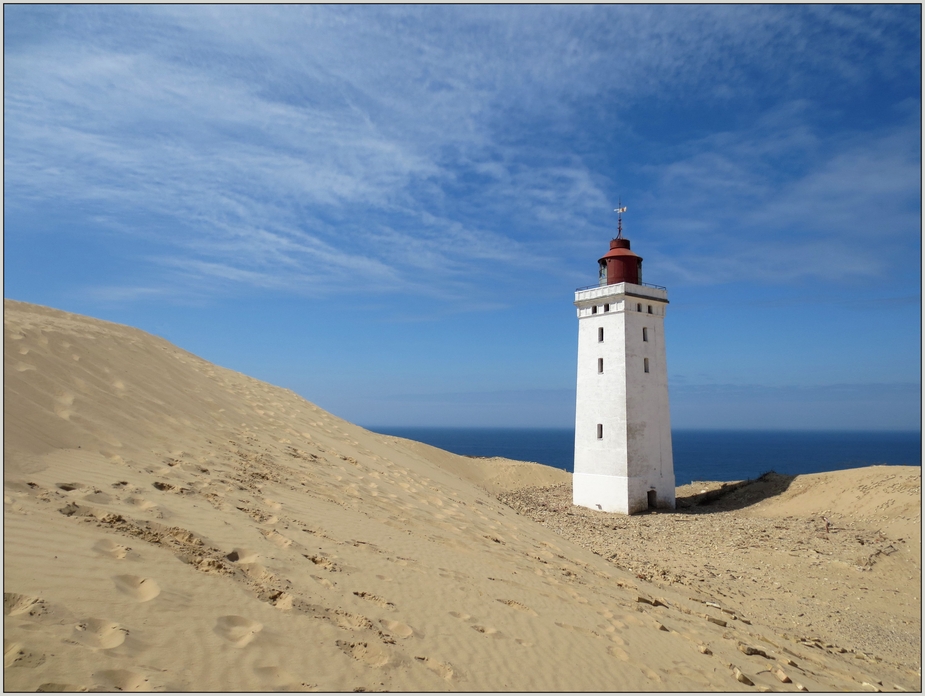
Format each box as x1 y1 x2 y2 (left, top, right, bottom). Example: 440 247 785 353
576 280 667 292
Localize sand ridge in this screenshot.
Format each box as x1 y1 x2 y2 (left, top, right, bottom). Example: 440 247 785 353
4 299 921 691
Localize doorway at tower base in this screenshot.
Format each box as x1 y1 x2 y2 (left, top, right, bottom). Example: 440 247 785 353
573 472 676 515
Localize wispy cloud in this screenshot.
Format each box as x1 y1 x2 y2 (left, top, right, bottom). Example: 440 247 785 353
5 5 920 305
641 107 920 285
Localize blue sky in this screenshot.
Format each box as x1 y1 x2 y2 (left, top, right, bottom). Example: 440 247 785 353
5 5 921 430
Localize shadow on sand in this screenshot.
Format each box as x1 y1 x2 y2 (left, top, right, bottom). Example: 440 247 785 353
670 471 797 515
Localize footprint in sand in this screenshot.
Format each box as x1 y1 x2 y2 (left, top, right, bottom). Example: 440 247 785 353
55 482 87 493
414 656 459 681
253 665 307 691
53 393 74 419
112 575 161 602
3 640 21 667
470 624 503 639
4 593 45 617
622 613 646 627
261 529 292 548
336 640 390 668
4 640 46 668
3 494 21 512
497 599 538 616
609 645 631 662
260 591 294 610
82 491 115 505
5 593 78 628
324 610 376 632
91 670 150 692
304 554 339 572
448 611 474 622
72 619 128 649
379 619 415 638
239 506 279 524
353 592 395 610
311 575 335 589
93 539 135 560
239 563 272 582
124 496 157 511
214 615 263 647
180 462 210 476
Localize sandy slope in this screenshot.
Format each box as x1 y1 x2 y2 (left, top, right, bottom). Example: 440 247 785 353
3 299 920 692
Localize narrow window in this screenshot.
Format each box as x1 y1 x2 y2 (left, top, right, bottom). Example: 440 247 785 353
647 305 653 314
644 358 650 373
637 303 642 312
597 358 603 374
642 327 648 342
591 306 598 315
604 303 610 312
596 423 603 439
598 327 604 342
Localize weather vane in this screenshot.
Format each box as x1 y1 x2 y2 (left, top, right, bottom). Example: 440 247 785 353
614 200 627 239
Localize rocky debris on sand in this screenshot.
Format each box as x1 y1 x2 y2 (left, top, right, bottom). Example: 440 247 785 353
731 666 754 685
497 479 920 671
773 667 792 683
738 642 770 658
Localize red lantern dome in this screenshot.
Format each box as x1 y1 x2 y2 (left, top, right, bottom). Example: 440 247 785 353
598 237 642 285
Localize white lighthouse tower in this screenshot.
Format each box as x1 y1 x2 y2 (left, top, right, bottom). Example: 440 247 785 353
572 206 675 514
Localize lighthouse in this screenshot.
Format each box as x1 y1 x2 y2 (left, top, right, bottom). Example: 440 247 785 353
572 206 675 514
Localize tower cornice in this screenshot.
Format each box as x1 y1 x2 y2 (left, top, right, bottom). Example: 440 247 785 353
574 282 668 308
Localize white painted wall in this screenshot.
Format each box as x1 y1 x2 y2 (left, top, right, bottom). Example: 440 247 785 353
573 283 675 514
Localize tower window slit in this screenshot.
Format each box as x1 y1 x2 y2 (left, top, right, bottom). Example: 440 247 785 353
648 305 653 314
598 327 604 342
592 306 598 314
604 303 610 312
598 358 603 374
637 303 642 312
596 423 603 439
644 357 650 373
643 327 648 342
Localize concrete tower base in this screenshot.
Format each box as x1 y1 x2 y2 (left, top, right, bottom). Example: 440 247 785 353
573 472 675 515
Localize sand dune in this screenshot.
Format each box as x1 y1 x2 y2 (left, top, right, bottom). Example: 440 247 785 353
4 299 921 692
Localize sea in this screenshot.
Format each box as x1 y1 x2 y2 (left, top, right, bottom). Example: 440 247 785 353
365 427 921 485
